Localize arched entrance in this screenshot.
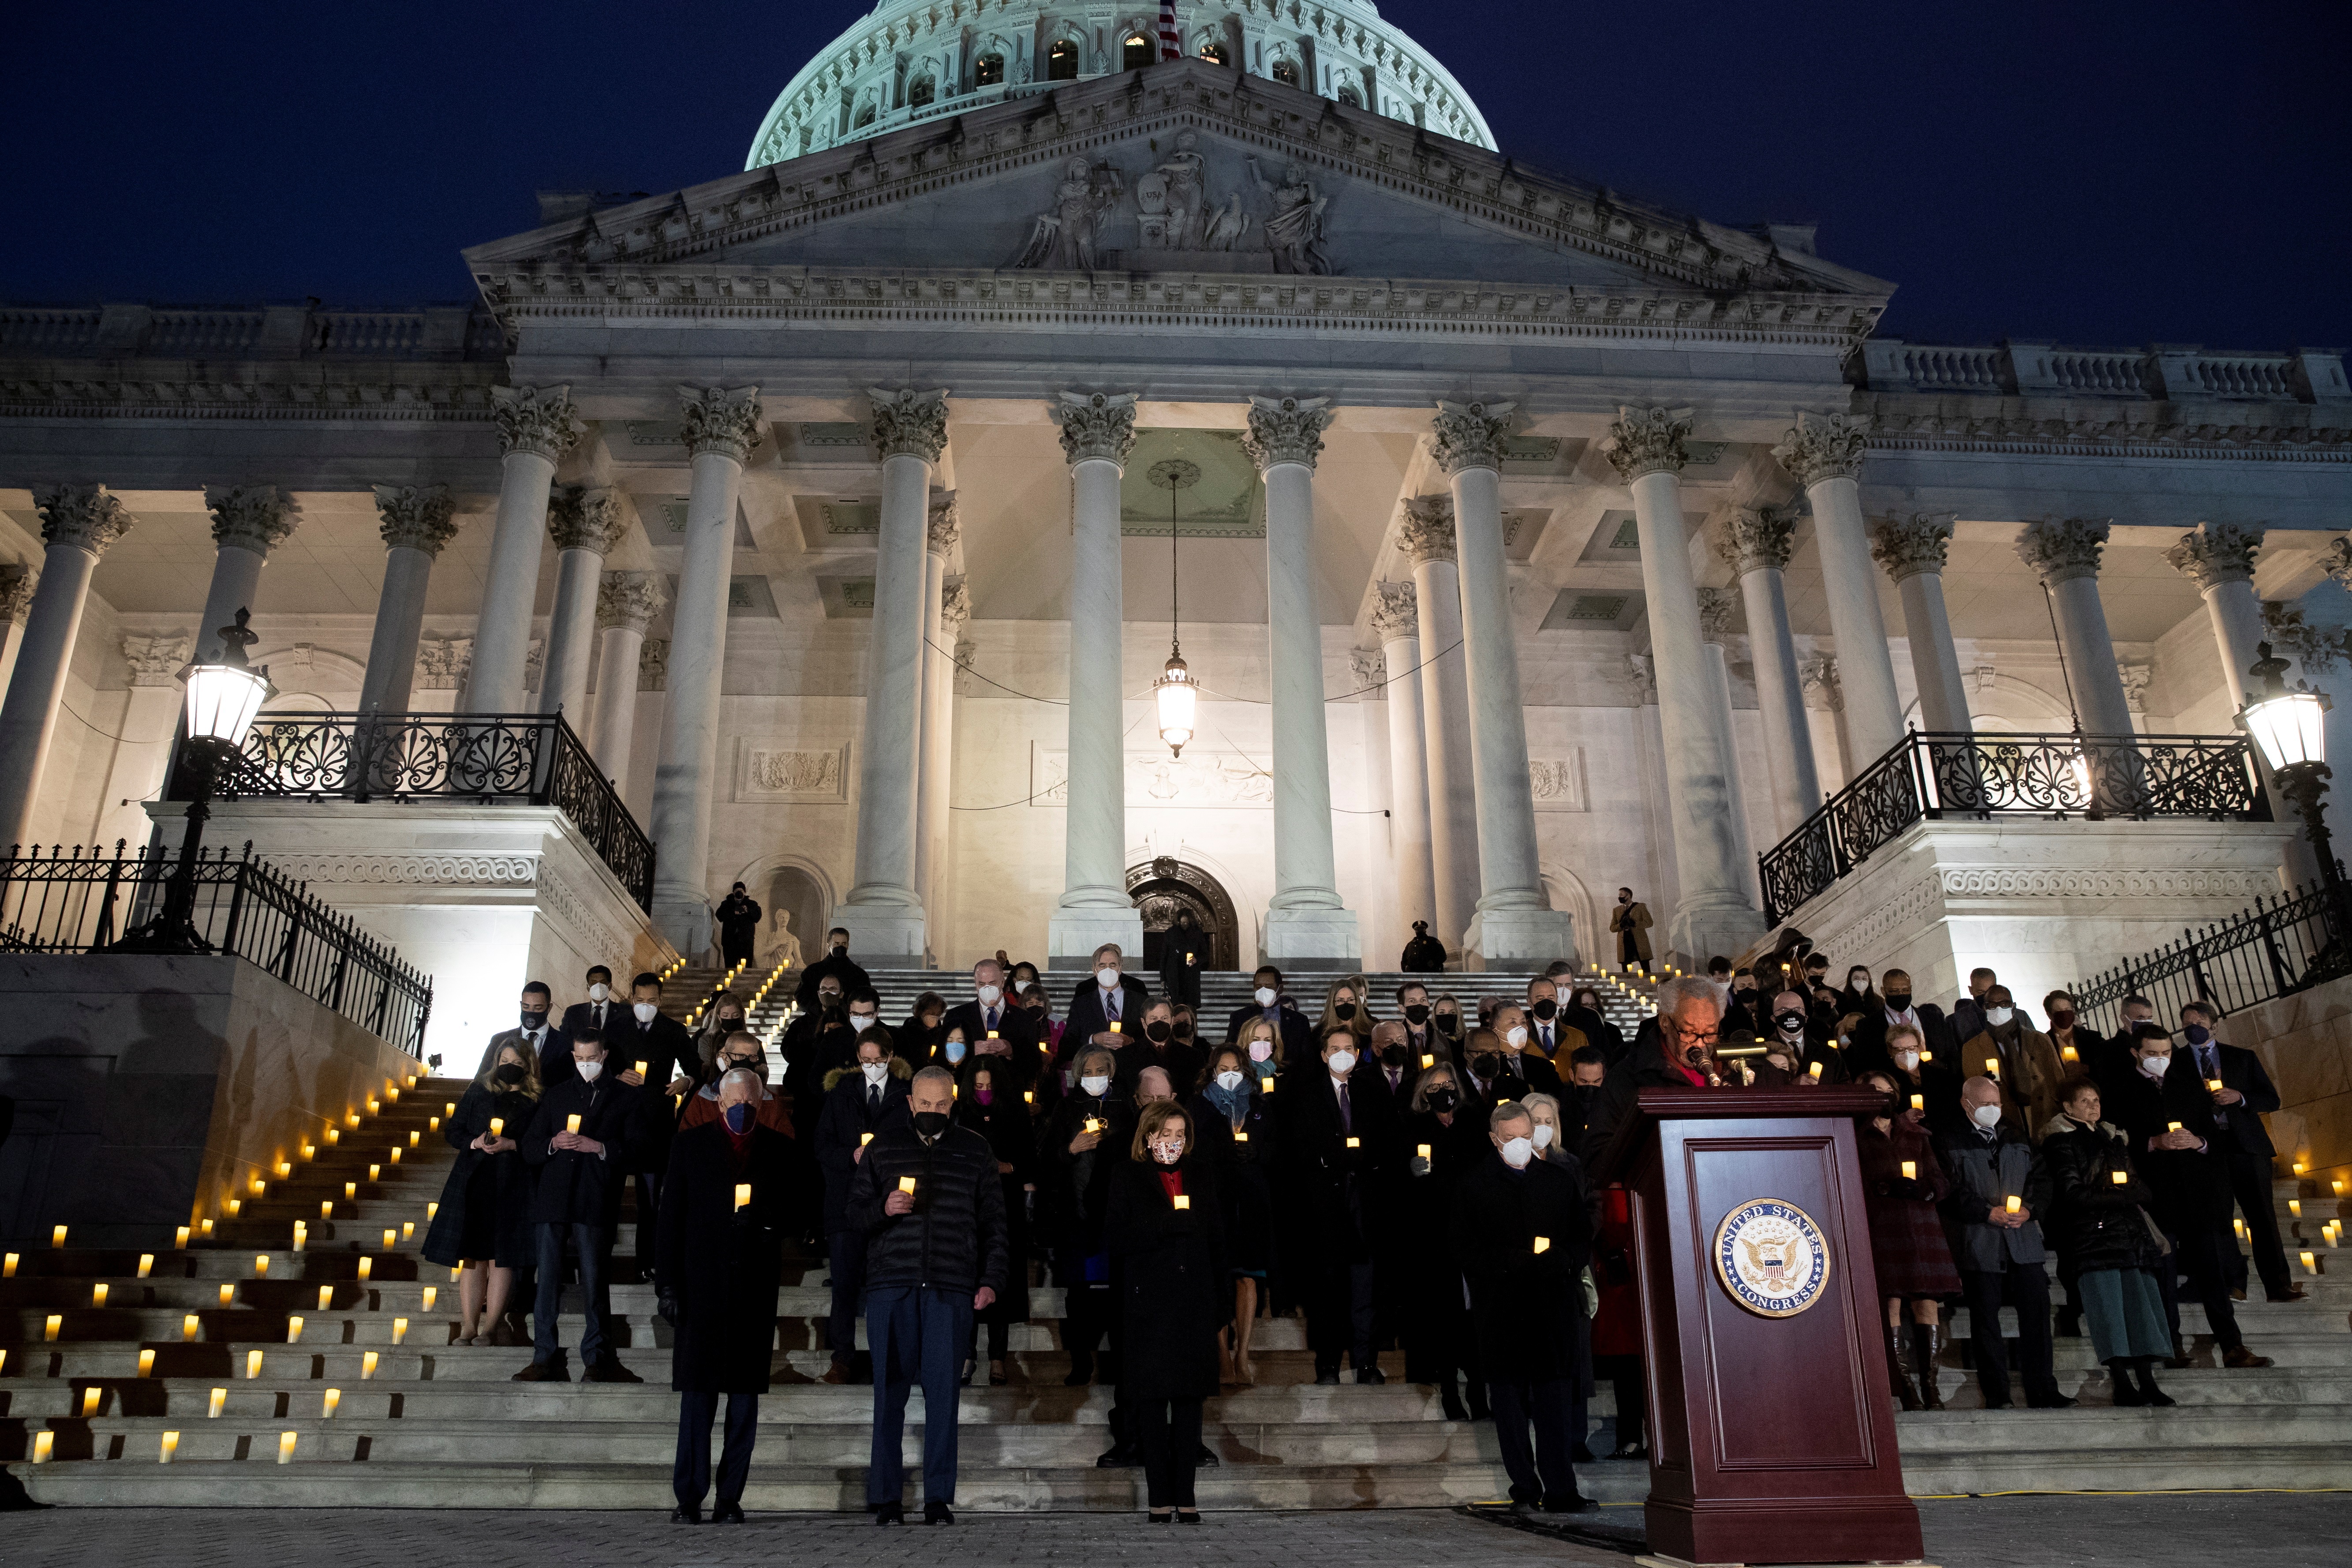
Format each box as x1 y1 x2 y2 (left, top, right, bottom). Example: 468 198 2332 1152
1127 857 1240 975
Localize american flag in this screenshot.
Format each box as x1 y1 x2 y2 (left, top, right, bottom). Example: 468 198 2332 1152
1158 0 1182 61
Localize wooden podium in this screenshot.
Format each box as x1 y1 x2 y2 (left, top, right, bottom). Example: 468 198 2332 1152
1595 1086 1926 1568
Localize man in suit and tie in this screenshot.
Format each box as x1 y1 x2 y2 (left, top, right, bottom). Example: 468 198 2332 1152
561 965 622 1043
1058 943 1153 1065
1850 967 1957 1074
1522 977 1585 1063
1366 1019 1421 1105
1224 964 1316 1062
478 980 570 1082
608 971 695 1284
940 957 1039 1093
1393 980 1440 1067
2179 1001 2304 1302
1289 1027 1399 1384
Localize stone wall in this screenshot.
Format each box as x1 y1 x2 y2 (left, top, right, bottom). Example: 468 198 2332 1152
0 953 418 1248
2221 973 2352 1192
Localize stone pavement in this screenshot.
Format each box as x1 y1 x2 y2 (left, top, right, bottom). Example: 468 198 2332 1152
6 1496 2348 1567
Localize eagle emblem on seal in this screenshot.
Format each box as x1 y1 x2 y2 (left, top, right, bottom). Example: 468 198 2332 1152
1713 1198 1832 1318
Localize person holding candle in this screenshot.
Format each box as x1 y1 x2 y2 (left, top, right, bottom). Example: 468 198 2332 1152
423 1041 542 1346
1191 1043 1280 1387
658 1067 794 1523
610 971 697 1289
814 1032 913 1384
895 991 950 1067
1288 1024 1401 1385
793 925 871 1013
941 958 1042 1097
2040 991 2116 1088
1934 1076 2068 1409
514 1025 647 1383
1849 968 1956 1074
1037 1045 1134 1390
680 1033 792 1136
475 980 570 1085
952 1056 1035 1386
2041 1078 2178 1404
1158 906 1204 1009
1106 1099 1230 1522
1396 1061 1488 1419
1059 943 1153 1069
1957 985 2066 1143
846 1066 1009 1526
1853 1068 1962 1410
1222 964 1314 1061
1750 989 1841 1087
2173 1001 2303 1304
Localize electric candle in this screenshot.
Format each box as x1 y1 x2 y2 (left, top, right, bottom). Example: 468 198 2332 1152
140 1348 156 1377
735 1184 752 1210
31 1432 52 1463
402 1222 414 1240
1421 1054 1436 1069
1234 1131 1249 1142
176 1227 190 1249
322 1388 340 1418
302 1144 315 1160
325 1129 338 1145
139 1254 154 1278
362 1351 378 1380
421 1287 436 1311
346 1182 357 1199
247 1350 263 1378
426 1202 437 1220
292 1225 305 1253
566 1115 582 1134
444 1102 456 1118
1911 1095 1924 1112
382 1230 396 1249
1900 1161 1917 1180
2061 1044 2079 1063
635 1061 648 1078
219 1284 235 1306
1810 1062 1825 1080
183 1314 199 1342
45 1314 61 1341
368 1167 380 1183
82 1386 100 1416
898 1176 918 1194
318 1286 334 1311
388 1147 400 1164
2111 1171 2130 1185
52 1224 67 1248
209 1387 227 1417
2289 1200 2303 1218
2208 1079 2223 1093
254 1254 269 1276
1346 1136 1361 1149
161 1430 179 1463
2167 1122 2183 1133
1985 1058 1999 1077
393 1317 408 1344
287 1315 304 1343
1534 1237 1552 1254
408 1131 420 1148
860 1132 874 1145
1110 1020 1121 1033
278 1430 296 1464
1418 1144 1432 1159
2006 1196 2023 1214
1 1253 14 1278
488 1119 503 1138
1173 1195 1190 1210
321 1202 333 1220
2302 1251 2319 1276
93 1283 108 1306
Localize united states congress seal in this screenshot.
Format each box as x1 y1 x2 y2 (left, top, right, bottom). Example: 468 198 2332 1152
1712 1198 1832 1318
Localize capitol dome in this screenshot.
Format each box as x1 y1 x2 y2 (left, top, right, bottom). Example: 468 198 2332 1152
745 0 1494 168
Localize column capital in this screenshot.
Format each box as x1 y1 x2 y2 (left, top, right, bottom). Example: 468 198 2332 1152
868 385 949 464
1718 504 1799 575
0 562 40 625
1430 398 1517 476
2164 520 2264 593
34 484 134 557
548 485 631 555
2015 517 2112 585
204 483 300 556
940 577 972 639
1243 394 1334 471
121 633 190 687
1051 390 1138 465
927 491 961 556
372 483 458 557
1868 511 1957 584
2262 600 2350 676
1600 404 1692 482
1696 587 1738 644
595 569 668 634
1350 647 1387 693
680 385 766 462
1369 579 1419 640
1773 410 1870 488
490 384 582 461
1397 496 1457 564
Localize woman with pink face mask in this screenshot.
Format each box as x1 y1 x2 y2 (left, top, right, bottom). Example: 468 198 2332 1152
952 1060 1035 1386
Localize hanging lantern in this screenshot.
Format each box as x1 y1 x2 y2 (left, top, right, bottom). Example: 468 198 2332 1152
1146 455 1202 759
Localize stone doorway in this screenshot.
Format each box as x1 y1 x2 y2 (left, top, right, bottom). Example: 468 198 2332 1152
1127 856 1239 975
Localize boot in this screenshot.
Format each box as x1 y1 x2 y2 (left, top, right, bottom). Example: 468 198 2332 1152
2107 1357 2144 1407
1440 1380 1470 1422
2130 1359 2176 1408
1885 1324 1922 1411
1911 1322 1946 1411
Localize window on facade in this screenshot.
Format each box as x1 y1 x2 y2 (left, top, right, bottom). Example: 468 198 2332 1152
907 76 935 108
1337 83 1361 108
1199 42 1226 65
1272 59 1300 87
976 53 1005 86
1047 40 1079 79
1125 33 1154 69
854 101 877 128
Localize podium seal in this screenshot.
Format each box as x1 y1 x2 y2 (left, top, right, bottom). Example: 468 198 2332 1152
1712 1198 1831 1318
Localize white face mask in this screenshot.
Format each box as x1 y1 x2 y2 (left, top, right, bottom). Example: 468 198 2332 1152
849 1013 875 1033
2139 1052 2171 1079
632 1001 658 1023
861 1060 889 1084
1895 1050 1921 1071
1984 1007 2014 1028
1247 1040 1273 1063
1151 1137 1184 1166
1970 1103 2002 1130
976 984 1001 1005
1499 1135 1534 1170
1530 1123 1555 1149
944 1040 966 1064
1097 967 1121 989
1215 1070 1245 1092
1504 1026 1528 1049
588 982 609 1002
1254 987 1278 1007
575 1059 603 1083
1326 1049 1357 1077
1081 1074 1111 1098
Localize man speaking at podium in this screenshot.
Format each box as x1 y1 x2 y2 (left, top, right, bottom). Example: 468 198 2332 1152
1579 976 1734 1166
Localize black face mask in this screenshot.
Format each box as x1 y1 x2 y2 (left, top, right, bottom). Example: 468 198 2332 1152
1404 1004 1430 1025
1435 1014 1458 1034
494 1063 527 1087
1566 1082 1597 1105
1145 1020 1172 1044
819 994 843 1014
1334 1003 1357 1022
1380 1043 1409 1066
912 1109 950 1139
830 943 848 957
520 1009 547 1031
1427 1086 1460 1113
1732 987 1755 1002
1470 1055 1499 1079
1531 998 1557 1021
1774 1010 1807 1035
1171 1021 1193 1040
1884 991 1911 1010
1026 1002 1046 1016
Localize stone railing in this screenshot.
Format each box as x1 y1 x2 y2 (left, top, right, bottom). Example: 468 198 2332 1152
0 303 508 362
1854 339 2348 404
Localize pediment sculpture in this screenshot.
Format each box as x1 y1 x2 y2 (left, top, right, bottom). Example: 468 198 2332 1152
1016 130 1323 273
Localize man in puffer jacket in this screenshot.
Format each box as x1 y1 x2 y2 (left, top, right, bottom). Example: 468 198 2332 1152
846 1065 1009 1525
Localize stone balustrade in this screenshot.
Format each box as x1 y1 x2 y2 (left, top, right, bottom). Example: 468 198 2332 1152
1856 337 2348 403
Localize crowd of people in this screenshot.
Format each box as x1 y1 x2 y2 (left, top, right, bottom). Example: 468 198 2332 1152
418 924 2297 1525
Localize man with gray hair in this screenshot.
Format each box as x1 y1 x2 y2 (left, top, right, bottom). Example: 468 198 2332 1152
845 1064 1008 1526
1577 976 1728 1167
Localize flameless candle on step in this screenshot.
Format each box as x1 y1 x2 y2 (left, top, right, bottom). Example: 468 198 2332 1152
422 1286 436 1310
160 1430 178 1463
392 1317 408 1344
317 1286 333 1311
139 1348 155 1376
31 1432 51 1463
176 1226 190 1249
246 1350 263 1378
362 1351 378 1379
278 1430 296 1464
286 1315 304 1343
426 1202 437 1220
401 1221 414 1239
367 1166 380 1183
322 1388 340 1418
52 1224 67 1248
81 1386 100 1416
226 1198 240 1217
90 1282 107 1306
325 1129 338 1145
388 1147 400 1164
219 1284 234 1306
2302 1250 2320 1276
209 1387 227 1417
254 1254 269 1276
183 1314 199 1342
2289 1199 2303 1218
383 1229 396 1249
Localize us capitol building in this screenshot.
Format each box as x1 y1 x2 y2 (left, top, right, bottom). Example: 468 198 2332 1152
3 0 2348 1055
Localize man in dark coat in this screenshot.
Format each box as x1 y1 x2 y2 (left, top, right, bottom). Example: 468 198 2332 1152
813 1036 912 1383
1285 1029 1400 1384
515 1026 646 1383
795 925 871 1011
1579 977 1732 1168
1223 963 1316 1059
560 965 622 1042
1935 1077 2067 1409
1158 908 1204 1009
1848 967 1958 1074
940 957 1041 1092
713 882 763 971
2178 1000 2304 1302
477 979 569 1083
782 972 853 1144
845 1066 1010 1526
1061 943 1154 1061
660 1069 795 1523
608 971 695 1284
1400 920 1447 973
1452 1101 1594 1514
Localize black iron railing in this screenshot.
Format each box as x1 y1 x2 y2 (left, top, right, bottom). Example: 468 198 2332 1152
1758 730 2270 925
184 711 654 911
2068 874 2352 1035
0 840 433 1054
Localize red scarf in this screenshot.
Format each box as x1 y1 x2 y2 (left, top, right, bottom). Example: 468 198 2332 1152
722 1114 755 1175
1157 1168 1185 1202
1671 1059 1706 1088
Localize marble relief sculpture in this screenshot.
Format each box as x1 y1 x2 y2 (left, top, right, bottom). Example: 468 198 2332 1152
1248 157 1330 274
1015 157 1125 269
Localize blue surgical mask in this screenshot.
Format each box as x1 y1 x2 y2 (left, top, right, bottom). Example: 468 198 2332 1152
2184 1024 2212 1046
723 1102 753 1134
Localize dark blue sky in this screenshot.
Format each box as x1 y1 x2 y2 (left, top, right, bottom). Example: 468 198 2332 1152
6 0 2342 349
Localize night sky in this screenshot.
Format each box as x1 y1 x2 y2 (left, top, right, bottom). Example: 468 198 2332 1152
7 0 2343 350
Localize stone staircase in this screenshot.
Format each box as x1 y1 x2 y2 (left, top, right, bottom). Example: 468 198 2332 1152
8 1061 2343 1508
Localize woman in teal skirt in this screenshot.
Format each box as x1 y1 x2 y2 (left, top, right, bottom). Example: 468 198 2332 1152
2041 1077 2175 1406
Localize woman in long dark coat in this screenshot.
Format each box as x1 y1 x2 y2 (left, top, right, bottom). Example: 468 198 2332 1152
1399 1062 1490 1417
1036 1045 1133 1386
1189 1043 1278 1385
658 1076 797 1522
1106 1099 1230 1523
423 1041 542 1345
1853 1069 1963 1410
955 1055 1035 1385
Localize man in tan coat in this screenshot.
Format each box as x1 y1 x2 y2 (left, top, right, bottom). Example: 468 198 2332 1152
1957 983 2065 1139
1607 887 1653 972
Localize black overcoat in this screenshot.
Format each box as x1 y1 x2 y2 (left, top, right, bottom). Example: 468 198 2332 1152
658 1122 795 1394
1449 1151 1594 1386
1105 1156 1230 1400
421 1082 540 1268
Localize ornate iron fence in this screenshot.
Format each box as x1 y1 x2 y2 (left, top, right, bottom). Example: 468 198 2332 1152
0 840 433 1054
1758 730 2270 926
186 711 654 911
2068 875 2351 1036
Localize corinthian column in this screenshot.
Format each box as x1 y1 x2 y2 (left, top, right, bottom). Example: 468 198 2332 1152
1696 588 1756 887
2016 519 2135 738
1774 412 1904 765
0 487 134 847
194 486 300 662
540 486 630 724
1247 394 1357 965
359 485 457 714
1870 512 1973 733
834 386 947 961
1601 406 1760 961
922 576 970 960
1434 399 1573 965
651 385 763 956
1719 505 1820 833
1399 497 1477 954
913 492 960 935
0 565 37 700
1372 580 1438 956
2166 522 2268 710
467 386 579 713
1045 391 1143 964
590 571 666 782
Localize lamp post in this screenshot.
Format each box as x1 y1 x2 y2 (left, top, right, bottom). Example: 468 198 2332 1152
2237 640 2338 891
113 608 273 953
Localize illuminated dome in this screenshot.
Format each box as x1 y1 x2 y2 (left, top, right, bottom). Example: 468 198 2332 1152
746 0 1494 168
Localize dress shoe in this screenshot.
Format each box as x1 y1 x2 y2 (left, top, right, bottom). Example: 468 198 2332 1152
512 1360 568 1382
1148 1511 1174 1525
2224 1346 2273 1369
2266 1284 2310 1303
923 1500 955 1526
1440 1387 1470 1422
1096 1444 1139 1468
1542 1494 1597 1515
990 1360 1009 1386
1195 1443 1219 1467
822 1360 850 1385
669 1505 702 1525
585 1357 643 1383
1314 1370 1341 1385
1607 1438 1646 1460
1176 1511 1201 1524
1509 1500 1542 1518
711 1503 744 1524
1354 1365 1386 1385
873 1502 904 1527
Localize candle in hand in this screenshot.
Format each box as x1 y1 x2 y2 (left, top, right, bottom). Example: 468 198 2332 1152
488 1118 503 1138
1809 1062 1824 1080
1417 1144 1432 1160
2111 1170 2129 1185
734 1184 752 1210
1173 1195 1190 1210
566 1115 582 1134
635 1061 647 1077
1910 1094 1924 1111
2005 1196 2022 1214
1533 1236 1552 1254
898 1176 918 1194
1900 1161 1917 1180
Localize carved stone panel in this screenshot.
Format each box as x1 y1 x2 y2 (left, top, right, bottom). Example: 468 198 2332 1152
733 739 851 803
1529 750 1589 812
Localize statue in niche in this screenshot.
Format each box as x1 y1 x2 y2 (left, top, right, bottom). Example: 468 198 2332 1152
1015 156 1125 269
1154 129 1209 249
762 908 804 973
1247 156 1331 274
